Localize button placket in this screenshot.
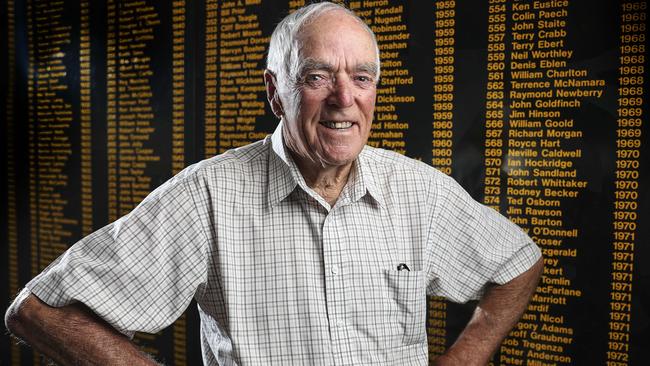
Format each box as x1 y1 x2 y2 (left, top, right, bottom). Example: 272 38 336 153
323 212 347 342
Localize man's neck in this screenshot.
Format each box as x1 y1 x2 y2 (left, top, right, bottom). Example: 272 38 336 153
291 152 353 207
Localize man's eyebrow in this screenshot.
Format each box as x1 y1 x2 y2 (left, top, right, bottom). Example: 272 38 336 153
300 59 378 77
355 62 378 77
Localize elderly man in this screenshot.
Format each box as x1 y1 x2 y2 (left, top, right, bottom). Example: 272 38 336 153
6 2 542 365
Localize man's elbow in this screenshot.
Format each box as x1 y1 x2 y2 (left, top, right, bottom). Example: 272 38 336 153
5 289 34 339
531 256 544 281
520 257 544 296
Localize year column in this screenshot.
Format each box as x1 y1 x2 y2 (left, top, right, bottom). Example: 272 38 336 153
606 1 646 365
483 0 507 212
428 1 456 360
431 0 456 175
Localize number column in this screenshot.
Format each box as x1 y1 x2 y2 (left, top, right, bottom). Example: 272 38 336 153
204 0 218 157
483 0 507 211
172 0 186 174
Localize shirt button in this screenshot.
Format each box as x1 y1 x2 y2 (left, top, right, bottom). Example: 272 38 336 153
331 265 339 275
336 320 345 328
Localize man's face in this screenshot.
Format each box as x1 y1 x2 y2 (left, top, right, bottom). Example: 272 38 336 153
283 11 378 168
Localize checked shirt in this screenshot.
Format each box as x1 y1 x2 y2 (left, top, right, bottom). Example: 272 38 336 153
27 122 541 365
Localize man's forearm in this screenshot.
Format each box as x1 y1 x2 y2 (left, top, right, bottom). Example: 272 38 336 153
5 289 158 366
435 257 544 366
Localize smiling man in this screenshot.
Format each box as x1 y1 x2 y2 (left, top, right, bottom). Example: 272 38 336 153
6 2 542 365
264 5 380 205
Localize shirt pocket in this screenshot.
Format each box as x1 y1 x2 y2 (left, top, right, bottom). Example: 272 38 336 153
382 269 427 346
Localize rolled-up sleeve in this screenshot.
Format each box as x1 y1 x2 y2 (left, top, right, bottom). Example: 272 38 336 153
425 174 542 302
26 170 209 337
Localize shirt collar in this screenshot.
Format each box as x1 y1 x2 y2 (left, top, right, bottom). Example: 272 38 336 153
353 147 386 208
267 121 385 208
267 121 298 207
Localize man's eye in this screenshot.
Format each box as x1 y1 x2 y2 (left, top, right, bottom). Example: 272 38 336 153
306 74 328 84
355 75 374 85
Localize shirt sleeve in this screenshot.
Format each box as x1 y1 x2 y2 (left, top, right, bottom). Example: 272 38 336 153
425 174 542 303
25 170 209 337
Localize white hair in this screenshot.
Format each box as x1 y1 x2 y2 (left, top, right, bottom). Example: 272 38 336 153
266 2 381 120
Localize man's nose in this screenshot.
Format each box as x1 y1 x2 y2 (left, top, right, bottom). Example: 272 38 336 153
327 76 354 108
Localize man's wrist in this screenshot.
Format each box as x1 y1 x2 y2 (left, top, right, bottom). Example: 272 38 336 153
433 350 486 366
435 343 491 366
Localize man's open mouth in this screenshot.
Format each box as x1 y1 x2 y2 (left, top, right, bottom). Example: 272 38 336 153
320 121 353 129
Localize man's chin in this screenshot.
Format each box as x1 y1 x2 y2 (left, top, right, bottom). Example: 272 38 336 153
319 150 360 168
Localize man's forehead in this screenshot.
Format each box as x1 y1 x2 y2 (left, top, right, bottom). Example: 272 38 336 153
298 10 372 44
297 13 376 61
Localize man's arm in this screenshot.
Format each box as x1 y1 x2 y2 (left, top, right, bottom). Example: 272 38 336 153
5 289 158 366
434 257 544 366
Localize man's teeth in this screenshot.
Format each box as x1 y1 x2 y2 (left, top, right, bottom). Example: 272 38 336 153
321 121 353 129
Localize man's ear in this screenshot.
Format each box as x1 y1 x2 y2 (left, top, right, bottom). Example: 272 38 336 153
264 70 284 118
